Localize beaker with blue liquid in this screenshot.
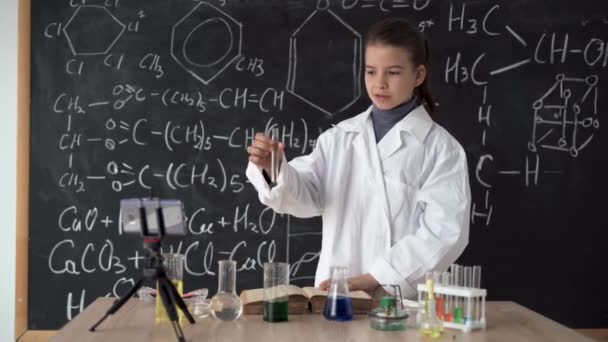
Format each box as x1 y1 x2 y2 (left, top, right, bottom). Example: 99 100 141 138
323 266 354 321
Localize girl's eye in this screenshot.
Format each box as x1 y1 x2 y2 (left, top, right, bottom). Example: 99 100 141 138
366 70 375 75
389 71 401 75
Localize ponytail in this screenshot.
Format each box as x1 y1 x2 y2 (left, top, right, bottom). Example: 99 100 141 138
417 38 436 115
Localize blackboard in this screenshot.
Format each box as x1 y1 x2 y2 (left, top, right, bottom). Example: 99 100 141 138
29 0 607 329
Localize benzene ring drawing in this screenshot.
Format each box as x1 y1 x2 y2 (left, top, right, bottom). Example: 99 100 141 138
286 9 362 117
171 2 242 85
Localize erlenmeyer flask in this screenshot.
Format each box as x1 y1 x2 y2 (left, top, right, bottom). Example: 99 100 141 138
323 266 353 321
210 260 243 321
418 278 443 338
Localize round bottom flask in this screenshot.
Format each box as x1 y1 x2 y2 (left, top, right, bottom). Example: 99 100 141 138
210 260 243 321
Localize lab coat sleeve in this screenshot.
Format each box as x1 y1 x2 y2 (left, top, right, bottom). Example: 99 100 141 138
245 133 328 218
369 147 471 297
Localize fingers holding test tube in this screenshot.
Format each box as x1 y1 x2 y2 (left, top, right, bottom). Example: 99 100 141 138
247 131 284 181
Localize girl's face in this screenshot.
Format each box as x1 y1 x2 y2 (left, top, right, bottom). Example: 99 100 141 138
364 44 426 110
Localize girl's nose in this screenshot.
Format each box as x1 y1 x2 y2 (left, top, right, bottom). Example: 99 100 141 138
377 75 388 89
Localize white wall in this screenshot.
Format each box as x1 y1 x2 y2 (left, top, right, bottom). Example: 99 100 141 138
0 0 19 340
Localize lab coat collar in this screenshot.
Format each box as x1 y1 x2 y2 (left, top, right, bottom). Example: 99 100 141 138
337 105 434 143
335 106 373 132
393 105 434 143
377 105 434 160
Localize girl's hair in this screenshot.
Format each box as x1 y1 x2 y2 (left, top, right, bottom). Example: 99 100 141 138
365 18 436 114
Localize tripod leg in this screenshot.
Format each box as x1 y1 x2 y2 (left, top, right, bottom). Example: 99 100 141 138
158 277 186 342
162 273 195 324
89 278 144 332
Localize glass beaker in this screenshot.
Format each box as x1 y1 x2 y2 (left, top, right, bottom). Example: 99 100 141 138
155 253 185 324
186 288 210 320
210 260 243 321
263 262 289 322
323 266 353 321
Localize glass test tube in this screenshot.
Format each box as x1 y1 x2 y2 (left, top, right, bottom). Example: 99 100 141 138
435 272 444 320
473 266 482 322
433 271 441 284
472 266 482 288
448 265 456 323
442 272 452 322
464 266 472 323
453 265 463 323
464 267 472 288
423 272 435 320
270 127 279 183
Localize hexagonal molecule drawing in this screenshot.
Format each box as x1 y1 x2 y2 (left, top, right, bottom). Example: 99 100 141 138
171 2 242 85
63 5 126 56
528 74 600 157
286 9 362 117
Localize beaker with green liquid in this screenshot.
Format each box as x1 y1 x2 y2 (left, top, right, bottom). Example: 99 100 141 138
263 262 289 322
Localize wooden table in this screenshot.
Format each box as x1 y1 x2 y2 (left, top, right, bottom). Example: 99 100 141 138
51 298 594 342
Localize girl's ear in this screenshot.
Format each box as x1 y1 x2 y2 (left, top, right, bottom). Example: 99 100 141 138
415 65 427 87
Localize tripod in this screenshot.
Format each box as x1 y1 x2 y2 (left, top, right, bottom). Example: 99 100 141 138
89 238 195 342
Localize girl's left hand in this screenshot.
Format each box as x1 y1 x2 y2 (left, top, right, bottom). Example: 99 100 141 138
318 273 379 292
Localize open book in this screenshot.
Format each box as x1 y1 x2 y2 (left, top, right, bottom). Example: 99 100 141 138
240 285 372 315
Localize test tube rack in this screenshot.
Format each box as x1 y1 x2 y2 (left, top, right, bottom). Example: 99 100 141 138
417 284 487 333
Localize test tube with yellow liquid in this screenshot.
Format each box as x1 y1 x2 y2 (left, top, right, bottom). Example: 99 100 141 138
156 253 185 324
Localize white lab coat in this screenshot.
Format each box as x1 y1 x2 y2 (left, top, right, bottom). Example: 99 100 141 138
246 105 470 298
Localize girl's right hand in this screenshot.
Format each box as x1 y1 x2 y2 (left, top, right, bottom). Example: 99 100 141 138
247 132 284 174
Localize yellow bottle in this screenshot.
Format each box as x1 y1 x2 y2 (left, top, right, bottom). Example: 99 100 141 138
155 279 184 324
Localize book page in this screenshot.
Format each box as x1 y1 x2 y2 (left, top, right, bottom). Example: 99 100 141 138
302 287 371 300
302 287 327 299
349 290 372 300
241 285 307 304
240 287 265 305
284 284 307 299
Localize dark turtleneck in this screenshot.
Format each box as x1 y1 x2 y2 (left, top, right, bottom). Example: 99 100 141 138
371 97 417 143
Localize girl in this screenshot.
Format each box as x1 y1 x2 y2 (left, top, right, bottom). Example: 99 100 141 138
246 18 470 298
